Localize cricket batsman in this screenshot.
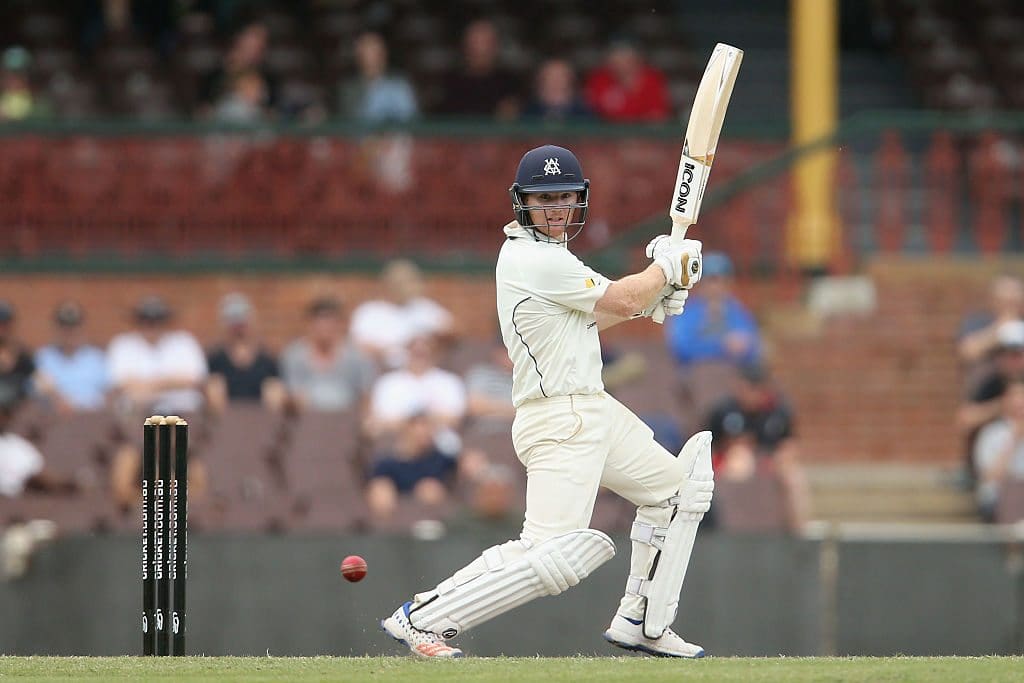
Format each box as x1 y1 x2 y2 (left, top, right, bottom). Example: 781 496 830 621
381 144 713 658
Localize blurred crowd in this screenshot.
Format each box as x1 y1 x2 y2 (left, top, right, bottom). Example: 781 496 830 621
956 274 1024 522
0 252 813 575
0 1 684 126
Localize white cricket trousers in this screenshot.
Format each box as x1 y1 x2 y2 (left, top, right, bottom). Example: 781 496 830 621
512 391 686 617
512 391 685 541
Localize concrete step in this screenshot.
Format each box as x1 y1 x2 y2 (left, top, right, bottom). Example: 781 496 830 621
804 463 977 524
812 489 975 517
805 463 962 488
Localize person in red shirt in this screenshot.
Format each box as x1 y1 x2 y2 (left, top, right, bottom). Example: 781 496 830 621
584 40 671 123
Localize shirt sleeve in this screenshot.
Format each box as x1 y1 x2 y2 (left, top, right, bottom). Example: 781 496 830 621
167 333 208 381
260 351 280 379
435 374 467 419
88 347 110 394
974 421 1011 473
520 248 611 313
279 342 306 393
349 303 378 346
106 336 138 386
206 349 227 376
370 374 407 422
971 375 1004 403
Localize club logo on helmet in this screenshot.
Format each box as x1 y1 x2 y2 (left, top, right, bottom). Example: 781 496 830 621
543 158 561 175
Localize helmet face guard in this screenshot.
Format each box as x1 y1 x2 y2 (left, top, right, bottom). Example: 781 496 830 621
509 181 590 244
509 145 590 244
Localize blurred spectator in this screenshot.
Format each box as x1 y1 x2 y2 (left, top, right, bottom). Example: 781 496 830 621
350 259 455 368
106 295 208 416
365 332 466 441
704 363 809 530
957 274 1024 366
205 293 285 414
0 380 76 498
0 301 35 400
584 39 670 122
0 46 50 121
107 296 210 513
0 379 69 579
521 58 592 123
76 0 179 58
973 380 1024 522
199 22 278 117
280 296 376 412
958 320 1024 478
665 252 762 367
33 302 109 413
365 412 456 520
212 69 271 124
464 336 515 428
436 19 520 120
338 32 418 123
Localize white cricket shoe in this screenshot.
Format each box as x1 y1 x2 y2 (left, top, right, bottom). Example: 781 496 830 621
381 601 464 658
603 613 705 658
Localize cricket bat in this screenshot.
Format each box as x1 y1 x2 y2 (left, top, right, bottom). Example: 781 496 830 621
651 43 743 324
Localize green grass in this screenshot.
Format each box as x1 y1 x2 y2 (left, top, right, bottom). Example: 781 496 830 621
1 657 1022 682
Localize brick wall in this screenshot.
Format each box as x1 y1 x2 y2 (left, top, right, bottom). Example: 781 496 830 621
771 257 1024 464
0 273 501 351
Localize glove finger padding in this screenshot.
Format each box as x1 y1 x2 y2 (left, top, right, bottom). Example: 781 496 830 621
661 288 689 316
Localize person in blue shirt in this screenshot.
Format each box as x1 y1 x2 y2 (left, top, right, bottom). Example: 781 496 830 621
665 251 761 367
365 411 456 521
338 32 418 123
33 302 108 412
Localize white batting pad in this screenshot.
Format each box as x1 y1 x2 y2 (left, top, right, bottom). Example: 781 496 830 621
408 529 615 639
625 430 714 639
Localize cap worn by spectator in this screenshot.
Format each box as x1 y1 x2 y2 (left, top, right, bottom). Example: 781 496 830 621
219 292 252 324
0 300 13 323
1 46 31 73
997 320 1024 350
135 295 172 323
702 252 734 278
54 301 83 327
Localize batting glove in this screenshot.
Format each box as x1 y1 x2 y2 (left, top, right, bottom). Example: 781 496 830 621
661 287 689 316
636 286 689 319
646 235 703 289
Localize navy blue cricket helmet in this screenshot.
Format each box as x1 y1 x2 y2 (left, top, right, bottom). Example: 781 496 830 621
509 144 590 242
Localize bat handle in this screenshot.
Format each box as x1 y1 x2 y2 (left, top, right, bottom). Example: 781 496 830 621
650 225 689 325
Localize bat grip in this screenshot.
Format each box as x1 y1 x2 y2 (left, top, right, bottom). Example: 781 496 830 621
650 226 688 325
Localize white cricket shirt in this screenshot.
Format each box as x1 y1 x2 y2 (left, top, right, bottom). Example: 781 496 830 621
497 222 611 408
0 432 44 497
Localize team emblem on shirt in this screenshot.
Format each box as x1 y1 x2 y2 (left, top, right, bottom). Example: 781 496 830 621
585 278 595 288
543 158 561 175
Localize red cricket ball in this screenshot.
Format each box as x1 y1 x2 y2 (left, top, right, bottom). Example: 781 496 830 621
340 555 367 582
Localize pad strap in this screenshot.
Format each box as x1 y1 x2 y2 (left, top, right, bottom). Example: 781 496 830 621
625 574 649 597
630 521 668 551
